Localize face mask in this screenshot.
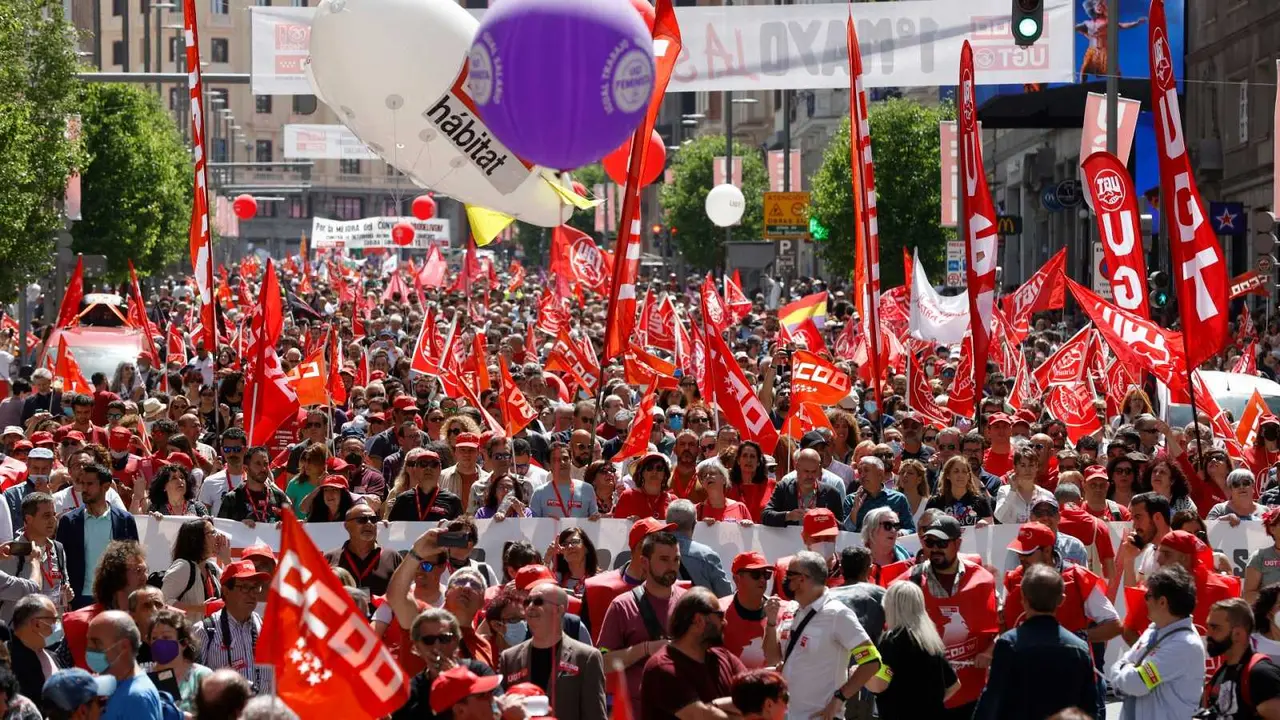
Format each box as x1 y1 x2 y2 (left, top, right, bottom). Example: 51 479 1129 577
668 416 683 431
110 450 129 460
503 620 528 646
62 407 74 417
85 649 112 674
29 474 49 484
810 541 836 559
151 639 181 664
1205 635 1232 658
45 621 64 648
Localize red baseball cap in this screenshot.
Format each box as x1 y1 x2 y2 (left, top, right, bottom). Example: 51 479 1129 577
61 430 85 443
802 508 839 541
241 543 277 563
366 412 388 424
221 559 270 584
108 427 132 452
1266 507 1280 528
393 396 419 412
11 440 32 452
514 564 556 592
1015 409 1038 425
319 474 349 490
166 452 194 470
429 666 503 714
1158 530 1205 557
731 551 770 574
454 433 480 450
987 413 1013 427
1083 466 1109 485
30 432 55 448
326 456 351 473
627 517 676 551
369 370 387 381
1008 522 1056 554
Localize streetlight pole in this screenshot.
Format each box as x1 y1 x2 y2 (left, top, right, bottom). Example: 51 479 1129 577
723 0 733 247
1105 0 1118 155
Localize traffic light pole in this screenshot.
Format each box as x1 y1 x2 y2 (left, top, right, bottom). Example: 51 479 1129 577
1105 0 1119 155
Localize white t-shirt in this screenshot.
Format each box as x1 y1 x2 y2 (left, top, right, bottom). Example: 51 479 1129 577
52 486 126 516
199 469 245 517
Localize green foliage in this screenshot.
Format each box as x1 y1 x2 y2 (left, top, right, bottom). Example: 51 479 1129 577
72 83 192 281
0 0 82 300
658 134 769 271
566 164 606 242
516 222 550 269
809 98 955 287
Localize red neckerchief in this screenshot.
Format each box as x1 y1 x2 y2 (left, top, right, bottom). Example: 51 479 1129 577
343 544 382 583
415 486 441 521
166 501 188 515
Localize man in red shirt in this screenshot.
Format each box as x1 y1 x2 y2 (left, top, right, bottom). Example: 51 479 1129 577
719 551 783 669
770 509 842 601
1121 530 1241 645
1054 482 1116 579
983 413 1015 478
641 587 747 720
88 373 120 427
58 393 107 446
106 426 144 493
580 517 673 642
668 431 704 503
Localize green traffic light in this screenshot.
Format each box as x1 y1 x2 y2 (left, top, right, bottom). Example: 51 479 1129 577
1016 17 1040 39
1150 290 1170 309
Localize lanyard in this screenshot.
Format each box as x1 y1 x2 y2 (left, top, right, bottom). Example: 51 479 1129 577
71 490 80 508
166 502 186 515
39 544 57 589
415 487 441 521
549 481 571 518
245 488 272 522
343 546 382 583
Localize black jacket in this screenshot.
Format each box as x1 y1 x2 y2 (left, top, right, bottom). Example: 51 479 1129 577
8 637 60 707
760 478 846 528
973 615 1098 720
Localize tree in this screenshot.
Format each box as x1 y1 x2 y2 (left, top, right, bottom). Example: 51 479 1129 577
809 98 955 287
0 0 82 300
72 83 192 280
565 164 606 242
515 221 550 269
658 134 769 271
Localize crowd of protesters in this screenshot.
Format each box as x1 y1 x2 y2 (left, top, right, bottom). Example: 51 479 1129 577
0 260 1279 720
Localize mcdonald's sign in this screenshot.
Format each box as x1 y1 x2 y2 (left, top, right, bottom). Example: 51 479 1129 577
997 214 1022 237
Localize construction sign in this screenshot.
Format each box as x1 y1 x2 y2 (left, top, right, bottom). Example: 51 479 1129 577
764 191 810 239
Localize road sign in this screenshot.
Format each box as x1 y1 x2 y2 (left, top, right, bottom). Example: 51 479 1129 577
945 240 965 288
764 191 810 238
1258 255 1275 274
997 215 1022 236
776 238 798 274
1055 179 1084 208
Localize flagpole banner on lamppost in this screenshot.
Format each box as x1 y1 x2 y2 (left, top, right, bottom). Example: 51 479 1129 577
310 217 451 249
282 125 380 160
251 0 1075 95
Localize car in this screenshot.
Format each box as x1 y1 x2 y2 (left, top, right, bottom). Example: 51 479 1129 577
42 325 146 385
1157 371 1280 429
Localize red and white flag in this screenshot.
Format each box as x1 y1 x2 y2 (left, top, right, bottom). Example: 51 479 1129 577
1103 356 1137 419
560 226 612 295
286 349 328 408
790 350 850 406
1001 248 1067 342
603 0 681 360
183 0 216 352
1067 278 1189 398
243 260 299 445
258 510 409 718
1149 0 1229 368
644 294 676 354
498 357 538 436
1045 383 1101 444
1082 151 1151 318
1233 339 1258 375
535 290 569 337
1034 326 1093 389
907 353 951 429
849 14 884 414
782 402 835 441
705 325 779 454
957 41 998 401
700 274 730 336
613 391 656 463
326 325 347 406
166 325 187 367
724 271 752 323
945 336 976 419
1237 390 1269 448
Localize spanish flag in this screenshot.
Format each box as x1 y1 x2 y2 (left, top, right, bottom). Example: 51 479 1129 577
778 291 828 330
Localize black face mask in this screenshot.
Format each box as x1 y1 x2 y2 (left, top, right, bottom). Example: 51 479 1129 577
344 453 363 467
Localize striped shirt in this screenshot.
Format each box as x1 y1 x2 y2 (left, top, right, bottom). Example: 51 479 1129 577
192 610 275 693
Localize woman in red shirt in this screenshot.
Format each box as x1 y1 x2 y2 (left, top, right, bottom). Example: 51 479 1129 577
726 441 774 524
696 460 752 523
613 452 677 519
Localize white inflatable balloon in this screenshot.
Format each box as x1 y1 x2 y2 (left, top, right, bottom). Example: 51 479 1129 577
307 0 573 228
705 184 745 228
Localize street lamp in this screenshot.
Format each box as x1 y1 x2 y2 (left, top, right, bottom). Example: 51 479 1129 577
146 1 177 95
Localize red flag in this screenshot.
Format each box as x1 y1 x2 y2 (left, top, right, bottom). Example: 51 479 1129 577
166 325 187 367
127 261 162 367
1237 389 1268 448
419 245 448 289
1033 326 1093 389
1104 356 1137 419
546 328 600 396
1001 248 1067 341
55 257 85 329
699 274 730 336
536 290 569 337
848 14 884 415
908 353 951 429
957 42 998 403
790 350 850 406
1233 339 1258 375
613 391 656 463
783 402 835 441
945 337 976 419
833 318 858 361
643 294 676 354
723 273 752 322
244 260 299 446
1067 278 1189 399
54 344 91 395
625 344 678 391
286 349 328 407
353 347 369 389
1082 151 1152 318
603 0 681 359
326 326 347 405
506 261 526 294
182 0 215 352
559 226 612 295
381 270 407 304
1149 0 1228 368
258 510 409 718
792 318 828 355
675 315 706 400
498 357 538 436
705 324 779 454
1045 384 1101 444
1191 371 1246 461
409 307 439 376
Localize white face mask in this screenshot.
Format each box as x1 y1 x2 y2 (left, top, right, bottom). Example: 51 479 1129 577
810 541 836 559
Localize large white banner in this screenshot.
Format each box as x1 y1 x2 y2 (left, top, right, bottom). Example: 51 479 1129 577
310 216 451 249
283 124 379 160
251 0 1074 95
910 250 969 343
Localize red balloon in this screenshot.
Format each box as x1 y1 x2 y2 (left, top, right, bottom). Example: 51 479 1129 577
391 222 415 247
629 0 655 32
602 129 665 187
572 181 587 198
411 195 437 221
231 194 257 220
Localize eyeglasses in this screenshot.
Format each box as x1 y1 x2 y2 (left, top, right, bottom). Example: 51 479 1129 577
107 413 123 421
231 582 266 594
305 422 326 429
222 446 244 454
524 596 558 608
450 578 485 593
350 516 378 525
492 453 512 461
688 417 709 425
738 569 767 580
410 460 442 469
937 443 958 451
1114 467 1135 475
879 521 900 531
923 537 952 549
448 428 463 436
700 444 716 452
415 632 456 646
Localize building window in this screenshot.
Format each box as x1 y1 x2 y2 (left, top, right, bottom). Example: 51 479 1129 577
168 87 183 110
255 95 272 113
255 0 273 5
386 163 403 177
332 196 364 220
255 139 273 163
112 0 125 15
289 196 310 218
211 38 229 63
292 95 317 115
111 41 126 66
339 159 362 175
212 137 228 163
291 0 308 5
168 36 181 63
208 87 228 108
210 0 228 13
257 199 277 217
382 198 405 216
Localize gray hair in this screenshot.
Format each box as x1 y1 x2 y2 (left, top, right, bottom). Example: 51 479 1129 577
1227 468 1256 490
695 458 728 482
1054 483 1082 504
411 607 459 643
31 368 51 382
666 499 697 534
860 507 899 548
446 568 486 590
12 594 54 629
240 696 300 720
858 456 885 472
883 582 945 655
792 550 829 584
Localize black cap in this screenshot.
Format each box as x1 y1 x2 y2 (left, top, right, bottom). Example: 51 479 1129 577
923 515 963 541
800 431 828 450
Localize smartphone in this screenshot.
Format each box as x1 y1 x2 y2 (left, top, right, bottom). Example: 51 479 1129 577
8 541 32 556
437 531 471 549
1130 533 1147 550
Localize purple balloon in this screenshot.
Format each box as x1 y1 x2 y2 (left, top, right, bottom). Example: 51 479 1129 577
467 0 655 171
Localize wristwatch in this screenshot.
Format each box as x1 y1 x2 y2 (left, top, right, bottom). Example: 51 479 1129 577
407 548 423 561
833 689 848 703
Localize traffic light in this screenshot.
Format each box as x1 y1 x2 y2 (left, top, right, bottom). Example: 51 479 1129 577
1148 270 1170 309
1011 0 1044 46
651 223 664 235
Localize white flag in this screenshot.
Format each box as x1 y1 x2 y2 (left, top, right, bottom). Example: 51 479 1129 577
909 251 970 344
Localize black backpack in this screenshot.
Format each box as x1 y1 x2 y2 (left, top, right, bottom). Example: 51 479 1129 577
147 559 199 599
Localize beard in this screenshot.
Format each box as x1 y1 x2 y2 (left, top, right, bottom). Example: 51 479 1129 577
654 570 678 587
928 551 952 571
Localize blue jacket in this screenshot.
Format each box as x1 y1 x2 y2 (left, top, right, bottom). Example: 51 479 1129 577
674 534 733 597
55 506 139 599
851 488 915 532
974 615 1098 720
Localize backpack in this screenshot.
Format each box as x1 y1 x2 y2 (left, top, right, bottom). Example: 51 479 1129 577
1203 653 1270 712
147 559 199 600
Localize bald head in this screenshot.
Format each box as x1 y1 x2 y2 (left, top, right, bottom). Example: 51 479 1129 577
197 669 253 719
87 610 141 676
794 449 822 487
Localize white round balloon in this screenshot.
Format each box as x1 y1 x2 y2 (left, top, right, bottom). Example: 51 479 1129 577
705 183 745 227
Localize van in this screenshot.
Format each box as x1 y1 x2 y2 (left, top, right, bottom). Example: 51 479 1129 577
1157 371 1280 428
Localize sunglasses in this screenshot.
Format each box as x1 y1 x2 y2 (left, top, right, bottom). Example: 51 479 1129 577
222 446 244 454
1031 443 1046 450
60 440 80 447
738 569 767 580
448 428 463 436
492 453 512 461
451 578 485 593
879 521 900 531
923 537 952 549
409 460 442 469
701 444 716 452
688 417 709 425
937 443 958 451
350 516 378 525
1114 467 1135 475
107 413 123 421
415 632 456 646
524 596 557 608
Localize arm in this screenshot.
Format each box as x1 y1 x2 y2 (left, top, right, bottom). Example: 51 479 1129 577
0 544 42 601
703 549 733 598
1246 566 1264 605
762 596 783 667
972 636 1010 720
386 530 443 629
760 483 792 528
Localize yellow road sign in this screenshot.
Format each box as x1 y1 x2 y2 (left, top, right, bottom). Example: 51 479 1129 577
764 191 810 238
